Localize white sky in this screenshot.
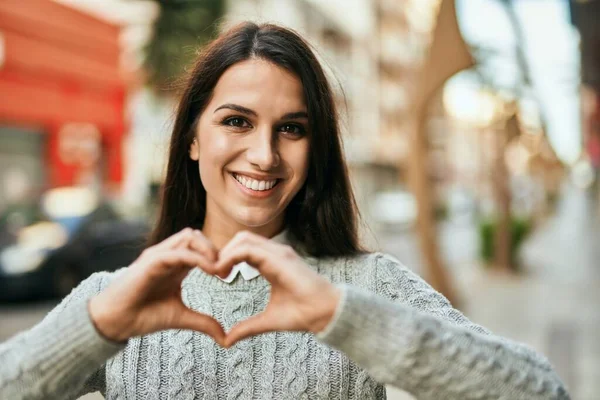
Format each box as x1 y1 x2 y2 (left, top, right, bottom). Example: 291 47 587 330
456 0 582 164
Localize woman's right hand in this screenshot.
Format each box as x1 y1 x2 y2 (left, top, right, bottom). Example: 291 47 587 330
88 228 225 345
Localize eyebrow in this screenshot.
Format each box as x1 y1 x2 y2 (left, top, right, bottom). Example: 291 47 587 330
281 111 309 120
214 103 308 120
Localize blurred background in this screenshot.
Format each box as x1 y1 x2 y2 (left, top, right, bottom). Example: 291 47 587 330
0 0 598 399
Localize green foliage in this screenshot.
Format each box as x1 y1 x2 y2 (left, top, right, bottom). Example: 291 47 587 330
143 0 225 92
479 216 532 270
433 203 449 221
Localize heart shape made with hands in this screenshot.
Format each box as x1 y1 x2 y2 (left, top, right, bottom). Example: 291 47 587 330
89 228 339 348
187 230 340 348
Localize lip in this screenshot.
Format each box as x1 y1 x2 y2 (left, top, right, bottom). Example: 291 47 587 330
230 173 280 199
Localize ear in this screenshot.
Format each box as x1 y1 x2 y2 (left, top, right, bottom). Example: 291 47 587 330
189 138 199 161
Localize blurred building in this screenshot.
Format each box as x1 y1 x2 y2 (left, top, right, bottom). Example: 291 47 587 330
0 0 128 210
375 0 436 168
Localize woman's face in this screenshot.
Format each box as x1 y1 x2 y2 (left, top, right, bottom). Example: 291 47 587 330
190 59 310 234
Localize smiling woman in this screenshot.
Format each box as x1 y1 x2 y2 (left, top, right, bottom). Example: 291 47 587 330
0 22 569 400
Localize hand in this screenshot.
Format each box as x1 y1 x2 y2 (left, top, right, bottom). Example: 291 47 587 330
215 231 341 348
89 228 226 345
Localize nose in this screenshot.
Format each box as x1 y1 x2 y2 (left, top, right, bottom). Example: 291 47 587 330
246 128 280 170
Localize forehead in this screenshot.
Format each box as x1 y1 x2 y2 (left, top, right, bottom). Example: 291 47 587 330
210 59 306 111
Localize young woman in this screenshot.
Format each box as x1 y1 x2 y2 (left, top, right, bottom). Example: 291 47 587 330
0 22 568 400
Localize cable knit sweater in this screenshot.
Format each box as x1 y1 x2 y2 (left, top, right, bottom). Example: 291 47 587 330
0 252 568 400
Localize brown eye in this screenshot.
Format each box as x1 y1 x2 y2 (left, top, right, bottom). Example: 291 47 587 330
223 117 251 128
278 123 306 137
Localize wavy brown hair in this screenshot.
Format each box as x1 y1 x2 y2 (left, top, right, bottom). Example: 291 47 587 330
148 22 363 257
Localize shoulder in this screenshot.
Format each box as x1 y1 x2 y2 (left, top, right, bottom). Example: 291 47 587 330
316 252 418 296
323 251 451 304
370 252 445 304
358 254 480 330
331 251 411 278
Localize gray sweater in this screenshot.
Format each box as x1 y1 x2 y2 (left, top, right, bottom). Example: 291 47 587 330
0 252 569 399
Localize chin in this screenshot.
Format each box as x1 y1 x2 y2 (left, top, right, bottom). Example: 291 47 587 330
233 207 282 229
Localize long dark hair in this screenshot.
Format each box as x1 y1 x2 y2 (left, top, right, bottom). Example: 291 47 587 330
148 22 363 257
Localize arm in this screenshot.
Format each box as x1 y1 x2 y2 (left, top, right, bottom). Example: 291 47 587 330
316 254 570 400
0 271 125 400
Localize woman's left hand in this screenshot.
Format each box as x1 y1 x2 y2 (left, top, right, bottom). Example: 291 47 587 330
214 231 340 348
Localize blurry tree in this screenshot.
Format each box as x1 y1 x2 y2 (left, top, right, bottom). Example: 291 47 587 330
469 0 565 151
467 0 565 271
142 0 225 92
409 0 471 306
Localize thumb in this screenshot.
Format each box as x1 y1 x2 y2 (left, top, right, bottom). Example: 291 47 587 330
224 312 274 348
173 306 226 346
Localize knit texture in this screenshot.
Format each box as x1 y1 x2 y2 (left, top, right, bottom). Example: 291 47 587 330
0 252 568 399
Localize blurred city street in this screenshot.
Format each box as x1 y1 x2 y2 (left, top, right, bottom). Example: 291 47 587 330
2 0 600 398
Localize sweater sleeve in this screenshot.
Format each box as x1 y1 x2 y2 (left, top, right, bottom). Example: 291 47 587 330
0 271 126 400
316 253 570 400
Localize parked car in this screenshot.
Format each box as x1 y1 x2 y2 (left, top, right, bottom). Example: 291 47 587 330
0 187 149 302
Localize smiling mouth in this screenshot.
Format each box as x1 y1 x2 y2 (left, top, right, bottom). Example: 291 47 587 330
231 173 281 191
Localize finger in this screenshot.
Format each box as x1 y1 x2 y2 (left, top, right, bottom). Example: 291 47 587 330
157 249 215 273
219 230 284 264
174 231 194 250
154 227 194 252
169 251 216 281
215 244 278 280
216 231 290 280
167 248 216 275
191 252 220 275
218 230 267 259
172 307 226 346
224 312 275 348
188 231 218 261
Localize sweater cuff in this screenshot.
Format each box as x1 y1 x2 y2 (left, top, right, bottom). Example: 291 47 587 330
314 284 415 385
82 298 129 355
315 284 349 340
316 284 386 347
315 284 415 359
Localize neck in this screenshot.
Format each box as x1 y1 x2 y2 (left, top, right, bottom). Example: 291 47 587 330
202 214 285 250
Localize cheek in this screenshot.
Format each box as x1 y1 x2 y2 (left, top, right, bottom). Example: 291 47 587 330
287 142 310 185
197 131 234 184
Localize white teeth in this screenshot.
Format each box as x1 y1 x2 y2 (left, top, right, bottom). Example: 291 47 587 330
233 174 277 191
